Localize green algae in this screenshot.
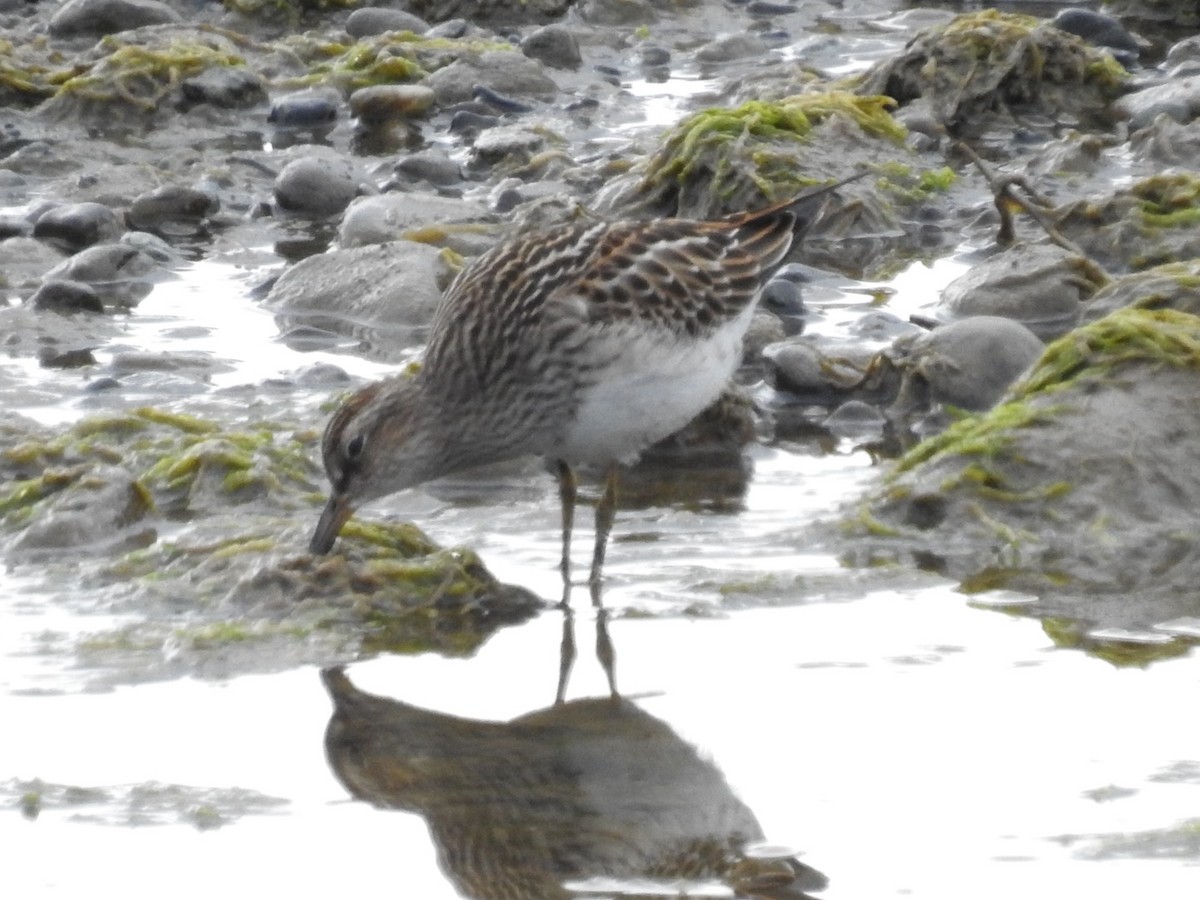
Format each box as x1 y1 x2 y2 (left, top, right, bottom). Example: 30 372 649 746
894 309 1200 479
0 35 68 106
858 9 1127 133
1041 617 1191 667
278 32 512 93
640 92 903 203
1132 174 1200 230
1015 308 1200 397
45 37 247 120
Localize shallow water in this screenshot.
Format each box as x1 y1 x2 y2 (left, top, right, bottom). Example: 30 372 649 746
4 16 1200 892
4 253 1199 898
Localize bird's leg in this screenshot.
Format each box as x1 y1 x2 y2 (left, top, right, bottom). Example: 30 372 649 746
588 464 619 602
556 459 576 608
555 460 577 705
556 603 576 705
590 464 619 699
595 606 618 700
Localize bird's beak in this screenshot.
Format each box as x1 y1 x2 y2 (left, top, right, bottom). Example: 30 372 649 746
310 493 354 555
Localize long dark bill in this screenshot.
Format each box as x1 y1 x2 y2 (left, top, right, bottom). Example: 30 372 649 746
310 493 354 554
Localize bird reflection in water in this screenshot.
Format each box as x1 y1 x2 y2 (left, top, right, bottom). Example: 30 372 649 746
322 666 828 899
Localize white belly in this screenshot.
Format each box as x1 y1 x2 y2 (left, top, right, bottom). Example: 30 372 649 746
557 309 753 466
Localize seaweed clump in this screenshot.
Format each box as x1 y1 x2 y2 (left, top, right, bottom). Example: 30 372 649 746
1054 174 1200 273
38 34 248 125
857 9 1128 136
1 407 540 680
635 92 904 217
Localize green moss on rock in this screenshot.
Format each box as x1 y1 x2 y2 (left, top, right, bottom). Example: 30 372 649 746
640 92 903 207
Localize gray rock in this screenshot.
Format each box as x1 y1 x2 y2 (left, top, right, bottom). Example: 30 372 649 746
181 67 267 109
11 465 153 553
273 156 367 219
0 236 67 298
470 124 546 166
33 202 123 252
46 243 158 282
763 336 872 402
696 33 770 64
265 241 458 357
128 186 219 234
346 6 432 37
521 25 582 70
425 50 558 107
268 91 339 136
338 193 495 255
48 0 180 37
28 279 105 315
886 316 1045 417
44 243 160 306
931 243 1100 340
848 309 1200 630
1082 261 1200 321
393 150 464 187
578 0 657 26
349 84 437 124
1115 74 1200 130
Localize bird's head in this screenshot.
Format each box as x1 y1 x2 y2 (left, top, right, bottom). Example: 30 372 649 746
309 376 441 554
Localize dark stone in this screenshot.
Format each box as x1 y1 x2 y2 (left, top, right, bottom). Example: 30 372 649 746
521 25 582 70
48 0 180 37
28 279 105 314
33 202 122 253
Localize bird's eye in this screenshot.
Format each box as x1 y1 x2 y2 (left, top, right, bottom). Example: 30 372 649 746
346 434 366 460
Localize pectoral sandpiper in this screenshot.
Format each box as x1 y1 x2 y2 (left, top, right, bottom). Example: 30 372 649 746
310 177 862 679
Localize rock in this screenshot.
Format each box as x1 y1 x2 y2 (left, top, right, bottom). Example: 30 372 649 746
1054 173 1200 274
127 186 219 234
345 6 432 37
742 310 787 368
759 276 805 318
845 308 1200 630
1164 34 1200 77
180 67 267 109
337 193 493 253
27 280 105 315
929 244 1103 340
1052 8 1141 65
521 25 582 70
857 9 1127 136
1114 74 1200 129
1130 112 1200 165
696 33 770 64
0 236 67 298
268 91 339 138
398 0 570 26
885 316 1045 418
33 202 123 253
265 241 458 358
48 0 180 37
470 124 547 167
763 335 873 403
1081 261 1200 321
578 0 657 26
11 465 153 553
393 150 464 187
425 50 558 107
43 243 159 307
349 84 437 125
273 156 366 219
